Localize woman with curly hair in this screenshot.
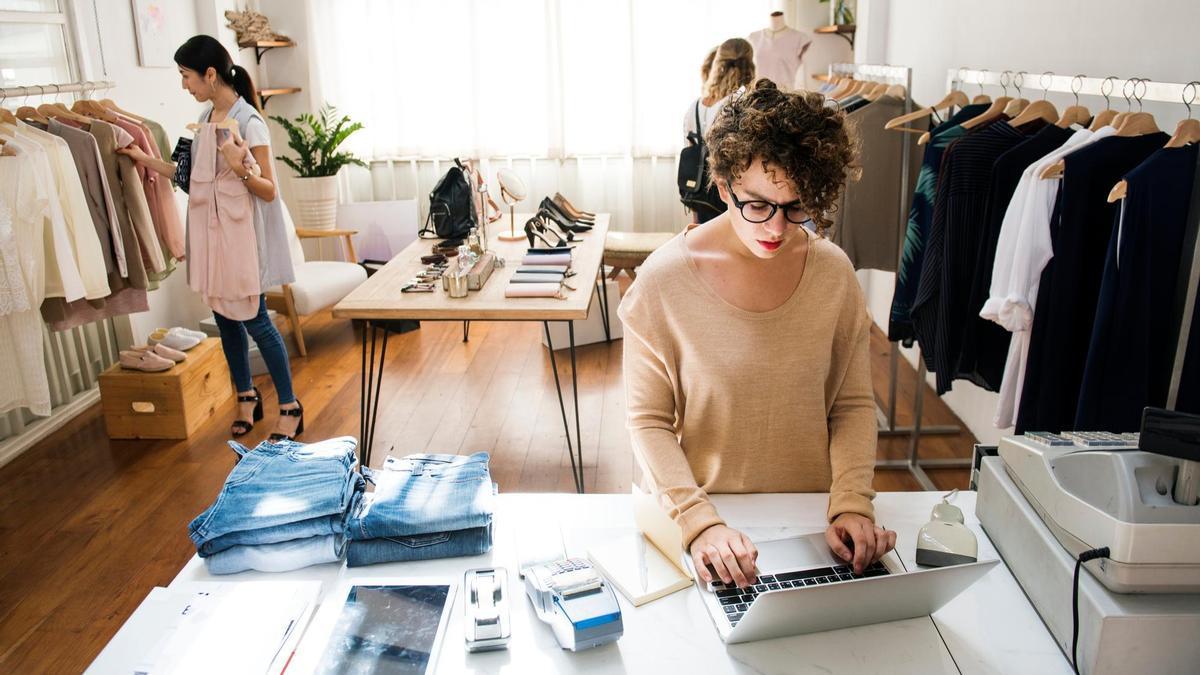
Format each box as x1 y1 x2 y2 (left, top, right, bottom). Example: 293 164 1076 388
622 79 893 589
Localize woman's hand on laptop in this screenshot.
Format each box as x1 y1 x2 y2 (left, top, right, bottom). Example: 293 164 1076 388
691 524 759 588
826 513 897 575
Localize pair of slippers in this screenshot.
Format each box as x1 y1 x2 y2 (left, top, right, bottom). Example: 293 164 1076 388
119 328 205 372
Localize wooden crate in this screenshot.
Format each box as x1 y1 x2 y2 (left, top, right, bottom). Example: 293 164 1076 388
99 338 232 439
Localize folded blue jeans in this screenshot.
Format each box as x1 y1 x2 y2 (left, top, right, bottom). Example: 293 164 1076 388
198 512 349 558
205 534 347 575
347 452 494 540
189 436 359 550
346 523 493 567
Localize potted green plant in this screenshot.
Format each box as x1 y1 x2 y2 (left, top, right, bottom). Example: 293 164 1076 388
270 105 366 230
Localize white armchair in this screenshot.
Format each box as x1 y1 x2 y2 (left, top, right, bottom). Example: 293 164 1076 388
265 204 367 356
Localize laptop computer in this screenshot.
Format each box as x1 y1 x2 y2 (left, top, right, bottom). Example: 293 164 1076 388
685 532 998 644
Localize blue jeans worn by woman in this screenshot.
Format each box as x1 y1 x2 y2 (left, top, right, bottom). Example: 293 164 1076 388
212 294 295 403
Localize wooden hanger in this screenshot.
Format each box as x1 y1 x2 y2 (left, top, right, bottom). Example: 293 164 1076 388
1003 97 1029 117
862 82 888 102
72 99 119 123
1010 99 1058 128
187 118 244 144
1089 108 1117 130
960 95 1013 130
1056 104 1091 128
1165 118 1200 148
39 102 91 124
15 104 48 124
0 108 14 125
1113 112 1159 137
885 88 968 131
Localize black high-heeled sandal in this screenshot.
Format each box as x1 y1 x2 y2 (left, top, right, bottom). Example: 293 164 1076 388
268 401 304 442
231 386 263 437
525 216 569 248
537 208 578 242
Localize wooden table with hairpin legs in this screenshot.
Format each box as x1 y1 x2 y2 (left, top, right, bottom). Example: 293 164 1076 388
332 214 611 493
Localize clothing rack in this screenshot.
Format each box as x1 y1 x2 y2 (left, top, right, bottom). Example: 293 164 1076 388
0 78 126 462
829 62 964 491
0 80 116 99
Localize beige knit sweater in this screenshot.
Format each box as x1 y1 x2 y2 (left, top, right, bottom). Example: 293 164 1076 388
619 228 878 549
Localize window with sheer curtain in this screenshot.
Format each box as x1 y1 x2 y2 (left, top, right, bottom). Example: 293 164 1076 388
310 0 777 161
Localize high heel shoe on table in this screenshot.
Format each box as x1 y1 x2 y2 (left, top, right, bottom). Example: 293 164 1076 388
541 197 594 227
231 386 263 437
537 208 579 243
553 192 596 219
269 401 305 442
525 215 570 249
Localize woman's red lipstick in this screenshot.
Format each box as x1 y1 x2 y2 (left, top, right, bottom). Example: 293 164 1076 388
758 239 782 252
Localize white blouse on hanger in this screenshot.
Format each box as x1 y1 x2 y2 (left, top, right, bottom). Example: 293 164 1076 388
0 156 51 416
0 124 87 302
13 120 110 300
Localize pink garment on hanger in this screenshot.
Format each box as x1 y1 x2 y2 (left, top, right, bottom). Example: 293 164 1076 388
110 116 184 268
187 123 261 320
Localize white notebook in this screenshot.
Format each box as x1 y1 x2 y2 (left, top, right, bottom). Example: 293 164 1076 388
588 533 693 606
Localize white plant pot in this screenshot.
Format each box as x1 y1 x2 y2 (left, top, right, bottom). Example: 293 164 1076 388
293 175 339 230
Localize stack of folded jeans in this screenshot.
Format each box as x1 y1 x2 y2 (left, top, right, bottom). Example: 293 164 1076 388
346 452 495 567
188 436 365 575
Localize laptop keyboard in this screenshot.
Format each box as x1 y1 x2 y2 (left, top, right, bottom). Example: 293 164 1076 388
712 561 890 627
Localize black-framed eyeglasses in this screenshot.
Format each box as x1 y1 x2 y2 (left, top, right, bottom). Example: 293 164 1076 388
728 188 813 225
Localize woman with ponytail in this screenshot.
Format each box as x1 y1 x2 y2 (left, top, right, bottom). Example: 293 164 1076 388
120 34 303 442
682 38 757 223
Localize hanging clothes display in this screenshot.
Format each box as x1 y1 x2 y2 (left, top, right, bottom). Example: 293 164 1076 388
1075 144 1199 430
1 85 185 415
911 117 1049 394
889 102 990 343
1015 131 1169 432
748 26 811 92
830 94 923 273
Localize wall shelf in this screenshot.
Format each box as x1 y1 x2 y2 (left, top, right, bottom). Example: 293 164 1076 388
815 24 856 48
239 39 295 64
257 87 301 108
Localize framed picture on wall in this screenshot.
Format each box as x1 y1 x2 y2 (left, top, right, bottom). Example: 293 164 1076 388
130 0 180 68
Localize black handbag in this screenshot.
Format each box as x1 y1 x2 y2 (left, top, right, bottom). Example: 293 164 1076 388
172 137 192 193
419 158 477 240
677 100 725 222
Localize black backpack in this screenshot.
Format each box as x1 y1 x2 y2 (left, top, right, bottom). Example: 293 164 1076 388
419 158 477 240
677 100 725 221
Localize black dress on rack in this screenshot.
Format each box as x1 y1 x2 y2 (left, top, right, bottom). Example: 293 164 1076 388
1015 131 1170 433
1075 144 1200 430
911 118 1047 394
956 124 1076 392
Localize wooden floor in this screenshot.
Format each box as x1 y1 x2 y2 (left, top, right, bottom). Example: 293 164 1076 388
0 302 976 673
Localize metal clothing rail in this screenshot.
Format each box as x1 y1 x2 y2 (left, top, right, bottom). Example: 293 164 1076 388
829 63 963 491
0 80 116 99
946 69 1197 107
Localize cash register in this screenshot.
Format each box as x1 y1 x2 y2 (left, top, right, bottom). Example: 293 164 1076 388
976 407 1200 674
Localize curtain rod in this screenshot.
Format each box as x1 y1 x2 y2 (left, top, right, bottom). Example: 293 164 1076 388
0 80 117 99
947 69 1198 106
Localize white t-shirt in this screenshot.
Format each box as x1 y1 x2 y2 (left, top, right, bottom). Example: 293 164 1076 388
983 125 1117 427
682 95 730 139
748 27 811 92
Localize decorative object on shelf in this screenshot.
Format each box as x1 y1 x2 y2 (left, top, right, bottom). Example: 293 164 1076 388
496 168 528 242
131 0 185 68
269 105 366 230
224 9 289 45
818 0 855 25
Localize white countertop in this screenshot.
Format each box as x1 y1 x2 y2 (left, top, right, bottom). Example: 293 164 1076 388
168 491 1070 674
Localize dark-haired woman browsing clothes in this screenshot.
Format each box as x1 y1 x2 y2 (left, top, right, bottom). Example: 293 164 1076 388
119 35 302 441
622 79 895 590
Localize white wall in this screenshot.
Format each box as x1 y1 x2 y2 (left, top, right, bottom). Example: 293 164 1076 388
855 0 1200 444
